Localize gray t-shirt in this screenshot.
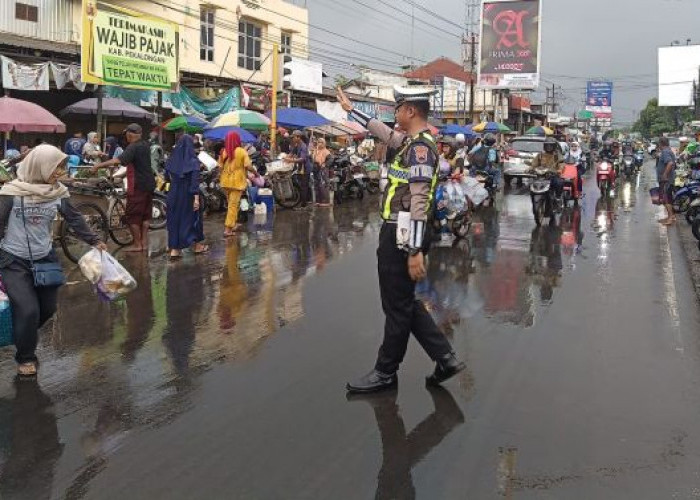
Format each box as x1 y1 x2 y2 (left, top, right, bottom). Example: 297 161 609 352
656 148 676 183
1 197 61 260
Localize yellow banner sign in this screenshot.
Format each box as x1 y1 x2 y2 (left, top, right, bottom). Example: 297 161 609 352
81 0 179 91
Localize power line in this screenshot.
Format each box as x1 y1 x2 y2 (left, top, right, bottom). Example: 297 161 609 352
368 0 462 39
147 0 426 65
394 0 466 32
141 0 415 77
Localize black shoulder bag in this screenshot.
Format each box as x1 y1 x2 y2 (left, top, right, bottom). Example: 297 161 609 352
20 197 65 287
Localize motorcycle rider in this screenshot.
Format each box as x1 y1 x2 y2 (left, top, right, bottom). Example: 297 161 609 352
469 133 501 188
597 140 618 185
564 141 584 199
453 133 469 174
530 137 564 200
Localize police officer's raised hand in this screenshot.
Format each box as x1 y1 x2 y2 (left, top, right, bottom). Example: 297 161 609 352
408 252 426 281
336 87 353 112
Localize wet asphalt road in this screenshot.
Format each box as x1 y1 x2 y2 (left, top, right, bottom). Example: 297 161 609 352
1 161 700 499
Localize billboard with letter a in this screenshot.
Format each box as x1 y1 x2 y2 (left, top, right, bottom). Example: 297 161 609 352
478 0 542 90
81 0 179 91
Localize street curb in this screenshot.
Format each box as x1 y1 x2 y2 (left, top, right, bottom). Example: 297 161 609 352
677 221 700 300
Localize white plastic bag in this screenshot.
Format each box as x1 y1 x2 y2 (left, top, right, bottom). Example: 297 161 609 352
446 181 466 212
460 176 489 207
79 249 137 301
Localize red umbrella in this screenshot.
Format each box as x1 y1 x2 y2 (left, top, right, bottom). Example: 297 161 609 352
0 97 65 133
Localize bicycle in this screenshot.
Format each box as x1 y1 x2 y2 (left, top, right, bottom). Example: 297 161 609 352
67 170 167 248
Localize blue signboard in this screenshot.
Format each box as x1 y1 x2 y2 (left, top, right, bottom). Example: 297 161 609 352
586 81 613 107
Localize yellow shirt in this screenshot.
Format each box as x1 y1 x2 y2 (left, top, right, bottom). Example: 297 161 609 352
219 147 250 190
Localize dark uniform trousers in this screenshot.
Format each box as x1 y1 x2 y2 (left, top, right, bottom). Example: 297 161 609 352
375 223 453 374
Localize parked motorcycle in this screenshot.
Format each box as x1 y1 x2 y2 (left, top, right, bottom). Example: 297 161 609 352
331 151 364 204
672 178 700 214
529 168 560 226
199 167 228 214
249 150 270 176
685 196 700 224
363 161 381 194
266 159 301 209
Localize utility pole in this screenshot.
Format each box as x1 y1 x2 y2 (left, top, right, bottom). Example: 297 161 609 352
463 0 479 124
271 43 279 156
695 66 700 120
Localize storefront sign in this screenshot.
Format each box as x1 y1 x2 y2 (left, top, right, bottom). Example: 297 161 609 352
81 0 179 91
478 0 542 89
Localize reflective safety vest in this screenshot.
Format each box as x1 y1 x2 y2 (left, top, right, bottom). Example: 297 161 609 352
381 131 439 221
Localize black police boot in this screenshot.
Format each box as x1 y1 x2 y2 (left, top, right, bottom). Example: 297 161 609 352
346 369 397 394
426 353 466 386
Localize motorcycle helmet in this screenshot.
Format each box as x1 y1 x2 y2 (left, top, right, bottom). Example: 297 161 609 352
455 133 466 144
484 133 497 147
543 137 557 153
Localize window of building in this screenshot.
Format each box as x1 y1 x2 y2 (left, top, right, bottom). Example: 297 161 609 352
200 8 215 62
238 20 262 71
15 2 38 22
281 32 292 55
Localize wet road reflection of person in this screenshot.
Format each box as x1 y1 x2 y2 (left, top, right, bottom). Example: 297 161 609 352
528 224 563 303
0 378 62 499
218 239 248 333
349 388 464 500
163 259 205 376
122 257 155 360
560 207 584 257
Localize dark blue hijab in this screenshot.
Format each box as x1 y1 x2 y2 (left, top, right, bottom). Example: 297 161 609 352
166 134 200 178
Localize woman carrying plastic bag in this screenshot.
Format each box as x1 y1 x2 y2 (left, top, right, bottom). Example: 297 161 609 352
0 145 107 377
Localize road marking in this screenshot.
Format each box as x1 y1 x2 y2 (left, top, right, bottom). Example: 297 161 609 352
658 223 684 354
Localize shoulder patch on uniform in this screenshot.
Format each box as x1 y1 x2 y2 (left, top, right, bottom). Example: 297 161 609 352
413 145 429 164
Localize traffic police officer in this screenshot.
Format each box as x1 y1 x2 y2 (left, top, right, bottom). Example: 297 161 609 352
337 86 466 394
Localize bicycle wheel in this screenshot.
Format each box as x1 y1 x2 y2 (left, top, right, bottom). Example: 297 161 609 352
108 198 134 246
60 202 108 264
150 196 167 230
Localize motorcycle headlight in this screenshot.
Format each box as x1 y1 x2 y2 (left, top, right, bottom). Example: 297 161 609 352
599 164 609 171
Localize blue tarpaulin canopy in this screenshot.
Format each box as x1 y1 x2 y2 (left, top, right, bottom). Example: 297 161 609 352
440 124 477 137
203 126 257 143
269 108 331 129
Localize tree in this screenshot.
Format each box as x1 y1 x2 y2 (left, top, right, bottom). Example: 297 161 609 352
633 98 693 137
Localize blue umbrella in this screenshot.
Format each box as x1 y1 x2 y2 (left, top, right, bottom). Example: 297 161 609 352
269 107 330 129
203 126 257 143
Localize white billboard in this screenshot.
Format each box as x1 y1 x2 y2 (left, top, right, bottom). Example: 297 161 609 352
284 58 323 94
658 45 700 107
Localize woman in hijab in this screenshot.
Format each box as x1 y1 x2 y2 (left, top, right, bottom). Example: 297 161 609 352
82 132 106 163
0 145 106 377
165 134 208 259
312 138 332 207
218 131 256 236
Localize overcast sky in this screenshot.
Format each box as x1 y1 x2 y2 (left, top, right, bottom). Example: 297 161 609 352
306 0 700 124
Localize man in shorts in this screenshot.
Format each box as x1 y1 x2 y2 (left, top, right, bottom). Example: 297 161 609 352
656 137 676 225
94 124 156 251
